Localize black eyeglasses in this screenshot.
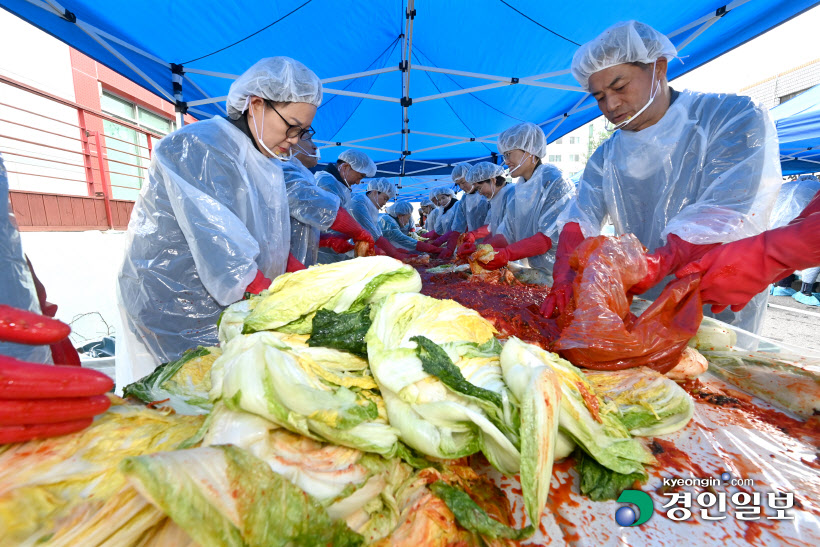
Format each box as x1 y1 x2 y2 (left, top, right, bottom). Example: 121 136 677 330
265 100 315 140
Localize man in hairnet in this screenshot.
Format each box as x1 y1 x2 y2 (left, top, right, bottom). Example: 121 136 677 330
542 21 781 334
281 135 371 268
475 122 575 275
379 201 442 253
349 178 411 259
457 162 515 257
117 57 322 387
767 174 820 302
315 149 377 209
314 149 379 263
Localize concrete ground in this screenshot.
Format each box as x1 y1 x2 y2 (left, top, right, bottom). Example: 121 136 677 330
760 293 820 353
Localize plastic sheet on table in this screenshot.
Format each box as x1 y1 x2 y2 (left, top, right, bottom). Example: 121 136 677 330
485 369 820 545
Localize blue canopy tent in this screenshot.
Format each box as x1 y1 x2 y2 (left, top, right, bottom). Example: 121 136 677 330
3 0 818 200
771 83 820 176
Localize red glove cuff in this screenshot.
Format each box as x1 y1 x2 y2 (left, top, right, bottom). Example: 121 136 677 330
330 208 366 239
246 270 271 295
286 254 306 272
505 233 552 262
485 233 510 248
553 222 584 285
470 225 491 240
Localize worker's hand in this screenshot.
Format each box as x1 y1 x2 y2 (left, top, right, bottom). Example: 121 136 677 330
540 223 585 318
482 233 551 271
457 240 476 259
376 237 411 260
482 247 511 270
540 282 573 318
319 234 355 254
677 213 820 313
0 305 113 444
286 253 306 272
423 230 440 241
330 208 374 246
416 241 442 254
432 231 457 247
629 234 718 295
245 270 272 295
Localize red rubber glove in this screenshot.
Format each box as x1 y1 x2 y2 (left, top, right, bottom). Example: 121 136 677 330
26 260 80 366
245 270 271 295
376 237 411 260
436 231 461 259
423 230 441 240
319 234 355 254
330 208 374 246
629 234 719 295
485 233 510 248
470 225 491 240
432 231 458 247
483 233 552 270
540 222 585 318
677 213 820 313
457 233 477 259
0 306 113 444
286 253 306 272
416 241 442 254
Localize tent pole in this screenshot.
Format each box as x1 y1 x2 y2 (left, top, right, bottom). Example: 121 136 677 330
400 0 416 175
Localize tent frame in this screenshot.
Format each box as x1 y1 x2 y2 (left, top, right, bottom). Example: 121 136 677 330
20 0 769 175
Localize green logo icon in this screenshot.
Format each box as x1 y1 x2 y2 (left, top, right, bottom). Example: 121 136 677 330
615 490 654 526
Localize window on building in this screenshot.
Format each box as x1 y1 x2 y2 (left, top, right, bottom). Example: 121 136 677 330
548 154 562 163
778 87 811 105
554 138 563 144
569 136 580 144
100 91 174 200
570 154 581 162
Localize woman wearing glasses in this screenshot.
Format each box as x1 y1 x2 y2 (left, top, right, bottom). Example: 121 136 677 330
116 57 322 388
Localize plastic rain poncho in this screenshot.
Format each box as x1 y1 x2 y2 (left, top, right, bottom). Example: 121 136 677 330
506 163 575 273
379 213 418 250
315 168 353 210
349 178 397 240
557 90 782 334
425 207 442 232
437 197 466 233
281 157 340 267
466 162 514 237
117 117 290 386
769 175 820 229
460 191 490 231
0 155 51 363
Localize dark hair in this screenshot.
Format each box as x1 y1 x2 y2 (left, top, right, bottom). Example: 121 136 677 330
627 61 652 71
336 159 346 166
494 175 506 187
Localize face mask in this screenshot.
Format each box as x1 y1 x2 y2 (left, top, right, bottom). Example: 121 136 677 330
605 60 660 132
249 99 292 161
506 152 532 178
295 141 321 161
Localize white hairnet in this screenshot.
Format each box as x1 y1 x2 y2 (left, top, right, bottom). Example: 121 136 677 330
429 186 455 200
797 174 819 183
338 149 377 177
420 198 434 208
465 162 506 184
367 177 397 198
571 21 677 91
227 57 322 119
498 122 547 157
451 162 472 183
387 201 413 216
